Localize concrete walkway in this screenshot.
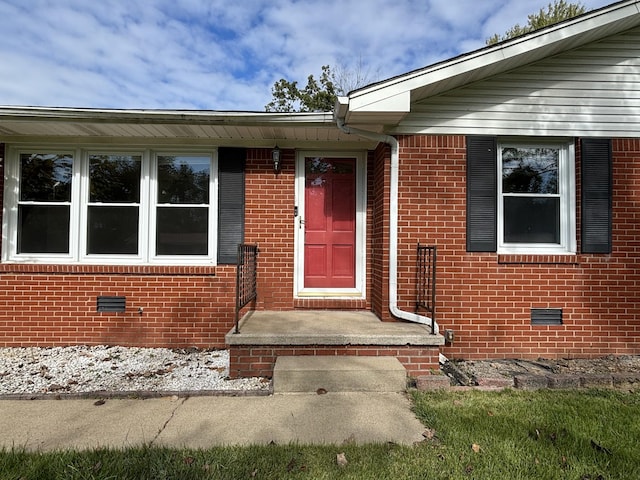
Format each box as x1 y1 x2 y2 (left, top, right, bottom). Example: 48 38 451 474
0 392 426 451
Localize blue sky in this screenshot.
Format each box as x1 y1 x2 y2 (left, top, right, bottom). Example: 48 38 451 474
0 0 614 111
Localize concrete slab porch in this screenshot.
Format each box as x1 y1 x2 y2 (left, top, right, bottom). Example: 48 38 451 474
225 310 444 346
225 310 444 379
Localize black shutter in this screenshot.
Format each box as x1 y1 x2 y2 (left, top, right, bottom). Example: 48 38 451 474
218 148 246 264
581 138 612 254
466 136 497 252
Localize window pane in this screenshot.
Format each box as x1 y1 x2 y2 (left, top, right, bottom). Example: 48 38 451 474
502 147 558 194
89 154 141 203
18 205 70 253
504 197 560 244
158 156 210 204
87 206 139 254
306 157 354 175
156 207 208 255
20 153 73 202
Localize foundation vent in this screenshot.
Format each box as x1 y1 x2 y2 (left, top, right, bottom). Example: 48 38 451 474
97 296 126 313
531 308 562 326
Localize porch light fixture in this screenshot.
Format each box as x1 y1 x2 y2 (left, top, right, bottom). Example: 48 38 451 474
272 145 281 173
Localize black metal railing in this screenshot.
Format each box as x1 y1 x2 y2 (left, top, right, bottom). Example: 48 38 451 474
234 244 258 334
416 243 437 333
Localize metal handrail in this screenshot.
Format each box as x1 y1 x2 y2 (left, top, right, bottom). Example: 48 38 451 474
234 244 258 334
416 243 436 333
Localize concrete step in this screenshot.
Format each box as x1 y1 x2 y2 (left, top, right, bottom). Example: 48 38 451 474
273 356 407 393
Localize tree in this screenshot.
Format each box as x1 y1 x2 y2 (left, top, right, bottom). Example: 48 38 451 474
332 56 380 96
265 65 337 112
486 0 586 45
265 60 379 113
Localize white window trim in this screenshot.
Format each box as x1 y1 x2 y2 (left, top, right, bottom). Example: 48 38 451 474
3 146 79 263
80 149 146 264
148 151 218 265
2 145 219 265
497 140 576 255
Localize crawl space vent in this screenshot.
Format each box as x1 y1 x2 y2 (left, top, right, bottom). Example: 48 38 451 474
97 296 126 312
531 308 562 326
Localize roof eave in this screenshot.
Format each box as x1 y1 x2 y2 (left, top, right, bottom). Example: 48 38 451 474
344 0 640 123
0 106 336 127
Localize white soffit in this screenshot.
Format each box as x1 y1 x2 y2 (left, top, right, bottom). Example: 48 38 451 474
0 107 377 148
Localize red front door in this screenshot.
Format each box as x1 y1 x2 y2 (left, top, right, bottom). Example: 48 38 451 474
304 157 356 288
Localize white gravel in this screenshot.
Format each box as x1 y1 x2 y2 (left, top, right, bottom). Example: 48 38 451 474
0 346 270 395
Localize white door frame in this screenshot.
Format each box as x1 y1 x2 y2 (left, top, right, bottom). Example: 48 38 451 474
294 150 367 298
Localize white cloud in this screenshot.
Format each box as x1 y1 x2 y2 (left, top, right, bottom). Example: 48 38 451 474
0 0 616 110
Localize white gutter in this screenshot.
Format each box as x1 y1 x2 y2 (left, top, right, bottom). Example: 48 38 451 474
0 105 336 126
336 116 439 335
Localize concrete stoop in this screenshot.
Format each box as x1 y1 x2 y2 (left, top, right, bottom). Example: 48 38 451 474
273 356 407 393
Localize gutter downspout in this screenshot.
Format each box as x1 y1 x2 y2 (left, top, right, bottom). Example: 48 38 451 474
336 117 439 335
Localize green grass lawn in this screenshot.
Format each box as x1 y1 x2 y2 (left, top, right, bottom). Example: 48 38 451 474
1 389 638 479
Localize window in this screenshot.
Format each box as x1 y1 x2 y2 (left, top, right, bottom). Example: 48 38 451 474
87 154 141 255
498 142 575 254
17 153 73 254
3 148 224 264
466 137 576 254
154 155 210 256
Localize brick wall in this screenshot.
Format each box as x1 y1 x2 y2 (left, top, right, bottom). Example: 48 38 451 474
0 147 375 347
0 144 250 347
389 135 640 360
0 147 294 347
4 136 637 359
244 148 296 310
371 143 391 320
244 148 375 312
0 263 235 347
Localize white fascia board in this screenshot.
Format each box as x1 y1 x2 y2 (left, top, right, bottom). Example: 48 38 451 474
347 90 411 114
334 97 350 119
0 106 335 127
345 0 640 114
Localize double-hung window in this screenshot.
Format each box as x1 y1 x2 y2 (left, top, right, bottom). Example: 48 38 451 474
17 152 74 255
86 154 142 256
153 155 211 257
466 137 576 255
497 142 575 254
4 148 218 264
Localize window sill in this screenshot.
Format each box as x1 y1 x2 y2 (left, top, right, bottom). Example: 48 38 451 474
498 254 579 265
0 263 218 275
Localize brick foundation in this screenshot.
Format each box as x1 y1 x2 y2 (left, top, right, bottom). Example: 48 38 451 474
0 263 236 348
228 345 440 379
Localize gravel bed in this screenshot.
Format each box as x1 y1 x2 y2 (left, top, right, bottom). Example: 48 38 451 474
446 355 640 386
0 346 270 395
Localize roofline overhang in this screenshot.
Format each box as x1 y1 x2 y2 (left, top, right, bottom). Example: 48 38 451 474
0 106 336 127
336 0 640 127
0 106 377 148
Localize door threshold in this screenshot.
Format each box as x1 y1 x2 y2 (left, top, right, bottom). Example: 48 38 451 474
296 290 363 298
